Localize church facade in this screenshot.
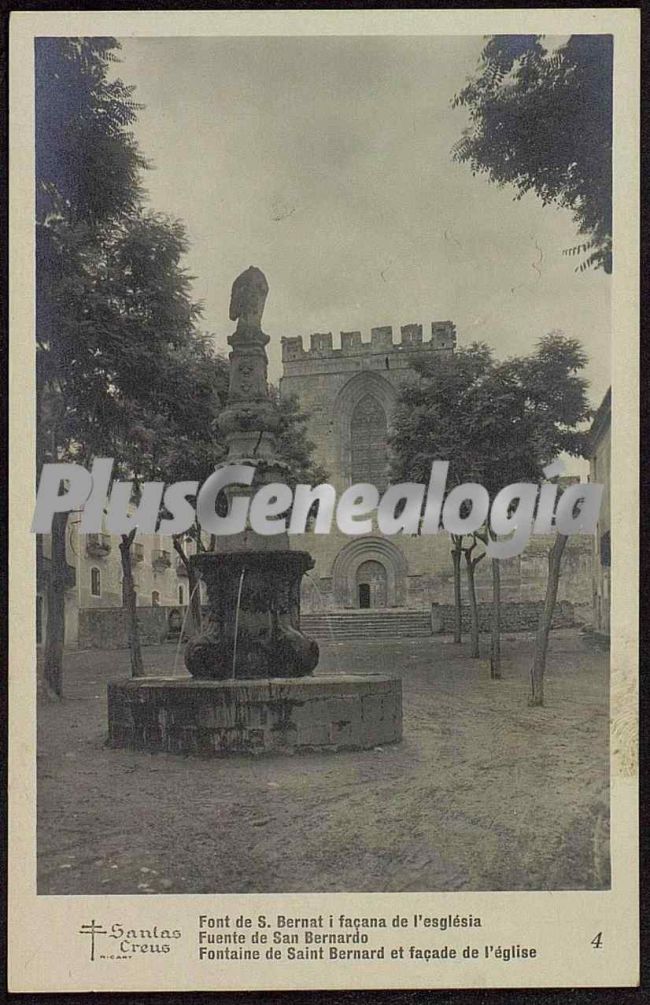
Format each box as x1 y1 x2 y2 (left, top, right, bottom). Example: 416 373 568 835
280 322 594 619
37 319 595 651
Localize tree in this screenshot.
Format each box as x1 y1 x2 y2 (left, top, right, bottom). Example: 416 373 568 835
505 335 591 704
462 535 486 658
35 37 228 686
92 214 214 675
449 534 464 645
36 215 183 683
530 533 568 706
389 333 592 684
452 35 613 272
36 37 147 697
270 388 329 490
141 335 230 640
36 37 145 228
458 332 591 679
489 539 501 678
389 344 495 647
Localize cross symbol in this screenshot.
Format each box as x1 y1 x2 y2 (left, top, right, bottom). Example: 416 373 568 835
79 920 107 961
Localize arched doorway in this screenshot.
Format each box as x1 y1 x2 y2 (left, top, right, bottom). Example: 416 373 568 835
332 537 408 608
355 559 388 608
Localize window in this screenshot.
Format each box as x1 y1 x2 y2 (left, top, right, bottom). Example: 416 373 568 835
90 567 101 597
350 395 388 489
151 591 160 607
178 585 185 605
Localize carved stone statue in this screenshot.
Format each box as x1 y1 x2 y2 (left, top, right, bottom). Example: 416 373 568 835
229 266 269 332
219 266 277 450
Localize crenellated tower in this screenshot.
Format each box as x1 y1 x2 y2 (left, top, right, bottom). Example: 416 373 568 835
281 321 456 374
280 320 457 494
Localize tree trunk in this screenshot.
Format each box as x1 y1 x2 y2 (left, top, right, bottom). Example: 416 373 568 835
464 543 484 659
530 533 568 706
172 536 202 635
119 531 144 677
450 536 463 643
490 557 501 679
188 565 202 634
42 511 69 698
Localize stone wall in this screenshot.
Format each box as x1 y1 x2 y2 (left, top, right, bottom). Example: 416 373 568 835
433 600 578 634
280 321 595 622
107 675 402 755
279 323 455 494
78 605 192 650
298 531 593 616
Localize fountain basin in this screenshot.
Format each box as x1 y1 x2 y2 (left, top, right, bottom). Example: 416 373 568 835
107 674 402 755
185 550 319 680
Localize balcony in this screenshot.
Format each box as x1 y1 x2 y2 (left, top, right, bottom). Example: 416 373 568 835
86 533 111 558
133 542 145 564
176 558 189 577
152 549 172 572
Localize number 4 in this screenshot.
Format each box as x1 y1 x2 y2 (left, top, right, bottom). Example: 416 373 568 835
591 932 603 949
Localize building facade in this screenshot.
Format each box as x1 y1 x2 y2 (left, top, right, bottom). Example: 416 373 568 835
37 321 598 649
588 388 611 636
280 322 594 618
37 517 204 649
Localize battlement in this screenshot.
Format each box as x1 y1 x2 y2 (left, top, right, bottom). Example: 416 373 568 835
281 321 456 361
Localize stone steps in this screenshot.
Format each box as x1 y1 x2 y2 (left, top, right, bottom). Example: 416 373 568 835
301 610 432 639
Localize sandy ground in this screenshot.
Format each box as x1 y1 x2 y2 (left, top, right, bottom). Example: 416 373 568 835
37 629 609 894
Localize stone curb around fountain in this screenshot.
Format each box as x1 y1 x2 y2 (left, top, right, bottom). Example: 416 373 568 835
107 674 402 756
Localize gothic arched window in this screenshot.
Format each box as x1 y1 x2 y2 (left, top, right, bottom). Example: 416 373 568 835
350 395 388 489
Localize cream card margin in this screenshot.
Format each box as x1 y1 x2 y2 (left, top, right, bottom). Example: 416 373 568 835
8 7 640 993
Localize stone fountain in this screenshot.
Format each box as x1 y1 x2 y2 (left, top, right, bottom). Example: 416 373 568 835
107 268 402 755
183 266 319 682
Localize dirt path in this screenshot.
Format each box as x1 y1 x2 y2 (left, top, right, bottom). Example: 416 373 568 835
37 630 609 894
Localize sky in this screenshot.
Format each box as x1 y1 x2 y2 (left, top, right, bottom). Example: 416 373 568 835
113 35 611 411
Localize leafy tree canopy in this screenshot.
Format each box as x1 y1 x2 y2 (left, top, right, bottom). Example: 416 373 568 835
36 209 205 465
389 333 591 496
269 386 329 488
36 37 146 226
389 343 495 488
452 34 612 272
